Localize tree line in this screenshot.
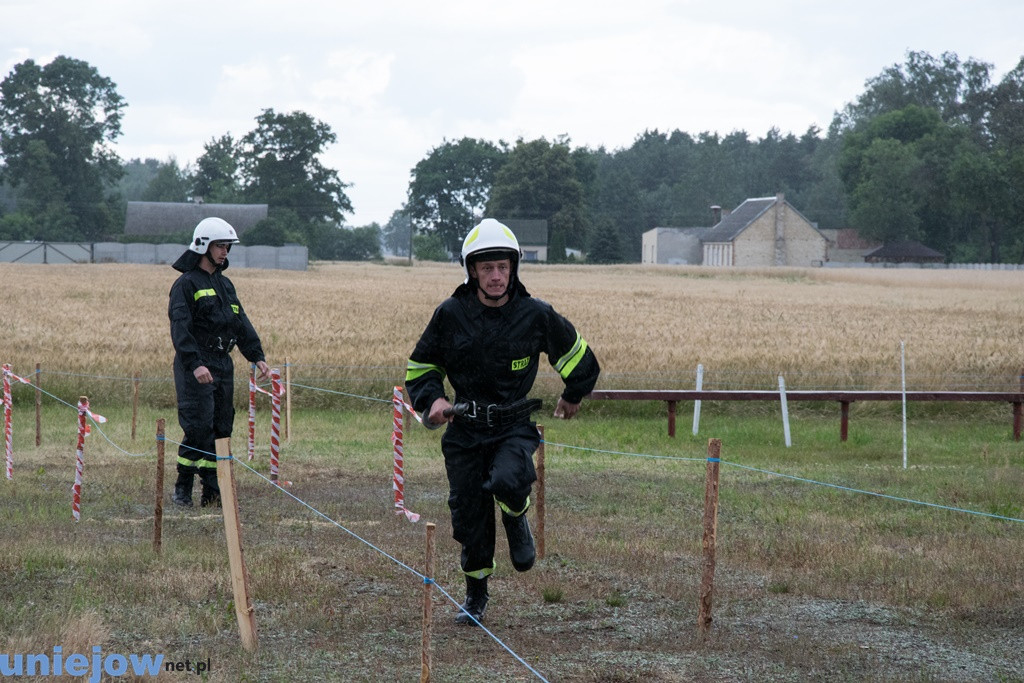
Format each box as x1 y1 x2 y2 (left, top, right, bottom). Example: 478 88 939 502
2 51 1023 263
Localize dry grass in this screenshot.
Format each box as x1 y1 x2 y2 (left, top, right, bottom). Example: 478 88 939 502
3 261 1024 395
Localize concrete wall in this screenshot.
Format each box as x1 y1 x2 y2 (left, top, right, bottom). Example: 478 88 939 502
0 241 308 270
643 228 707 264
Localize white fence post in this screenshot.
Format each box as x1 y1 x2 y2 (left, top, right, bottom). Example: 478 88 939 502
778 374 792 447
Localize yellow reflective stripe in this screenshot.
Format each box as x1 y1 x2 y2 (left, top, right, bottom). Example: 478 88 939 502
553 334 588 379
497 496 530 517
406 360 445 383
193 288 216 301
464 562 495 580
231 304 239 314
178 455 217 468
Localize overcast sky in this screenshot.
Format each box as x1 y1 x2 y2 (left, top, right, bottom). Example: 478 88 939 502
6 1 1024 226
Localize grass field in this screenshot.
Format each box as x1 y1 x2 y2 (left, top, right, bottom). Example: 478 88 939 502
1 261 1023 681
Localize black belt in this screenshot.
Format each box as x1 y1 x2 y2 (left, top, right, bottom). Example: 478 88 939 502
205 336 236 353
451 398 543 430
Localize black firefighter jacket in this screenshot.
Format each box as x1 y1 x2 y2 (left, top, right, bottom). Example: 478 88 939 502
405 281 600 416
168 250 266 373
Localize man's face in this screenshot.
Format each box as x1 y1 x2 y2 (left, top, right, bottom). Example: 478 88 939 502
469 257 512 301
206 241 232 266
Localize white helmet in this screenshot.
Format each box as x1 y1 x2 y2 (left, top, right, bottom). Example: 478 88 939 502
189 217 240 254
459 218 521 284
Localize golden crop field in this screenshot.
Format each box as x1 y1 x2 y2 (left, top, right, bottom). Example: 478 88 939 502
3 260 1024 393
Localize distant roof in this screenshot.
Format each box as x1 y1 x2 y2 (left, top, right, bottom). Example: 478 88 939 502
701 197 777 243
501 218 548 247
864 241 945 262
701 195 821 243
124 201 269 237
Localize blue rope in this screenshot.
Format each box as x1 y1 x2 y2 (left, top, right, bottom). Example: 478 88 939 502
161 434 550 683
540 440 1024 524
725 461 1024 524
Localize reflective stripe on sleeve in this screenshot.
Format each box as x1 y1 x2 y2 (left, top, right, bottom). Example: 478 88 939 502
406 360 445 382
553 333 588 379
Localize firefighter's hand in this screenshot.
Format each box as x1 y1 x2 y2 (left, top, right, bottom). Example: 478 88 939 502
554 397 580 420
193 366 213 384
255 361 270 382
429 397 454 426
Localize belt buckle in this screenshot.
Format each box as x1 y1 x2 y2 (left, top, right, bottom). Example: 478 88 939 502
485 403 498 428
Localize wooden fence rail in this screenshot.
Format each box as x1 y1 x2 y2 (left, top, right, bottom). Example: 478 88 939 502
587 390 1024 441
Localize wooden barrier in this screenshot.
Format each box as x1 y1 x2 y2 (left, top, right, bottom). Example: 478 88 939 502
588 389 1024 441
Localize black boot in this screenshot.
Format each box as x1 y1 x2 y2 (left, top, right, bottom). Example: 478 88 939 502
455 576 489 626
199 469 221 508
172 473 193 508
502 511 535 572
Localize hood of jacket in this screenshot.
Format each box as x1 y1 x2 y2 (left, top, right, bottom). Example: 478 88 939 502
172 249 229 273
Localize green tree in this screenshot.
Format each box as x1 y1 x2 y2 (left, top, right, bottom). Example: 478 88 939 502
312 224 382 261
839 50 994 137
0 55 126 239
406 137 507 254
547 227 568 263
191 134 242 203
587 216 623 264
487 137 585 247
847 138 924 243
382 209 412 257
591 160 643 260
239 108 352 224
413 233 450 261
118 159 162 201
142 158 190 202
243 208 307 246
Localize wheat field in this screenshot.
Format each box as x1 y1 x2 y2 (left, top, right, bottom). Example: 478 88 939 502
3 261 1023 397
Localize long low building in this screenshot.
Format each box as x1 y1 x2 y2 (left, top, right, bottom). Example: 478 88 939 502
0 241 307 270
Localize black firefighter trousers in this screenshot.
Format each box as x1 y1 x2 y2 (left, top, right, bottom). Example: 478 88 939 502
441 421 540 577
173 352 235 502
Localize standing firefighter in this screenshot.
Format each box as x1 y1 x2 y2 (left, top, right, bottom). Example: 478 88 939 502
168 217 269 508
405 218 600 625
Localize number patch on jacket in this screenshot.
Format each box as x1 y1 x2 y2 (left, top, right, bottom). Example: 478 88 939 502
511 356 530 371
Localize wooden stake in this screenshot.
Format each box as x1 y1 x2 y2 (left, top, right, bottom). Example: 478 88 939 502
216 437 259 652
420 522 436 683
535 425 545 561
697 438 721 634
153 419 164 555
131 372 140 441
34 363 41 447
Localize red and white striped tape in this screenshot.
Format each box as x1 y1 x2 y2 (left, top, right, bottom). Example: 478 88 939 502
3 364 12 480
269 368 283 484
2 364 38 480
391 386 420 523
248 374 259 461
72 398 87 522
